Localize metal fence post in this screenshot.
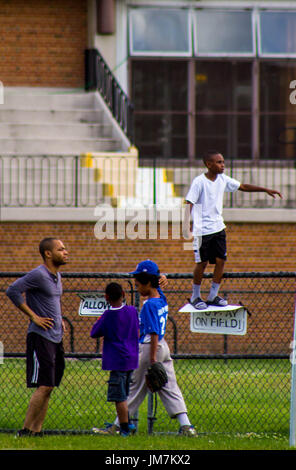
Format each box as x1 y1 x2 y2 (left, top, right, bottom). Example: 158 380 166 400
147 392 156 434
289 303 296 447
74 155 79 208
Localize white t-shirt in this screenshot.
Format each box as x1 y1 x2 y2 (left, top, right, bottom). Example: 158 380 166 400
186 173 241 236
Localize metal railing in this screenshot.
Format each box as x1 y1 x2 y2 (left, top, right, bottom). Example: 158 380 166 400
0 155 295 209
0 271 295 434
95 49 134 143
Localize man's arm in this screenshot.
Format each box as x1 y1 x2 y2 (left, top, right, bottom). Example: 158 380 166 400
6 272 54 331
17 303 54 330
239 183 283 199
159 275 168 290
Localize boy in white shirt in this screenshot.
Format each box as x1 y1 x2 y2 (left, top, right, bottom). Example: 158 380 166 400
186 151 282 309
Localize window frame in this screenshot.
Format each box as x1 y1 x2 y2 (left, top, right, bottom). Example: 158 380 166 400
128 7 193 57
258 9 296 58
127 4 296 161
193 8 257 58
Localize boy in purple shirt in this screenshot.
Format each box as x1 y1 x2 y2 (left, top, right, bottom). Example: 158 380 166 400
90 282 139 436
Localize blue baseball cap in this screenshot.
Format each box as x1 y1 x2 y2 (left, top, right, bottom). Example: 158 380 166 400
130 260 160 276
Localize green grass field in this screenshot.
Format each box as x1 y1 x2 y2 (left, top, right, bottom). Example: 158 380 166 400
0 430 292 451
0 358 294 451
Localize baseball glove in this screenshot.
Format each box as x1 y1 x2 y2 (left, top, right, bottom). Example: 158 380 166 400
145 361 168 393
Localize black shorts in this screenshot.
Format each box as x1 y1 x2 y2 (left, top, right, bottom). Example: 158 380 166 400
107 370 133 403
26 332 65 388
194 229 227 264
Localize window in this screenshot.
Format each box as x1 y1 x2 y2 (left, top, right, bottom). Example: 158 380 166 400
260 62 296 159
195 61 252 159
128 7 296 160
194 10 255 56
132 60 188 158
259 11 296 57
129 8 191 56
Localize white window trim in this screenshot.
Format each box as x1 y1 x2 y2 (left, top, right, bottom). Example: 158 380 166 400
127 1 296 9
127 3 296 58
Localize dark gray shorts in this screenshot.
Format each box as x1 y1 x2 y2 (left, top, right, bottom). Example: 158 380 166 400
26 332 65 388
107 370 133 402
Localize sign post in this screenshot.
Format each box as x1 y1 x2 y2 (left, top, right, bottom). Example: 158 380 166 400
179 304 248 336
289 304 296 447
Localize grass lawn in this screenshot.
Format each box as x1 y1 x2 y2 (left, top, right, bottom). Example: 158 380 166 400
0 357 293 453
0 430 292 451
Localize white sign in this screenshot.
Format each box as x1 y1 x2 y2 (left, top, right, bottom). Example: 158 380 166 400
179 304 247 336
78 292 110 317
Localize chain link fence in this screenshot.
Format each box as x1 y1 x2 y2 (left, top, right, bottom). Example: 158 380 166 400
0 272 295 435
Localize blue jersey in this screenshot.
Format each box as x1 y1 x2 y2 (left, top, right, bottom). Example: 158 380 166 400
139 288 168 343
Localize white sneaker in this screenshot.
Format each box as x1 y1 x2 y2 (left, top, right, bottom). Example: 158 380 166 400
178 425 197 437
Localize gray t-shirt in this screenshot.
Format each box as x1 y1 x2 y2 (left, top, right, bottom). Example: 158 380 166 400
6 264 63 343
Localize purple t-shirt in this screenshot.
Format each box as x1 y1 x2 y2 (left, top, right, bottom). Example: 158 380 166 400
6 264 63 343
90 304 139 371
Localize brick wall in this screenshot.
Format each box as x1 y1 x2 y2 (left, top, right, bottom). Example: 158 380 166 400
1 221 295 354
0 0 87 87
0 221 295 273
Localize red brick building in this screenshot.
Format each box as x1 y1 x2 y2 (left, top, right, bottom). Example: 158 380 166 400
0 0 87 88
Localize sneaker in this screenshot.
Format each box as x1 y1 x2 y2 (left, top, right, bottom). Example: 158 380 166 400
128 423 137 434
189 297 207 310
178 425 197 437
120 429 131 437
91 422 136 436
91 423 120 435
15 428 32 437
207 296 228 307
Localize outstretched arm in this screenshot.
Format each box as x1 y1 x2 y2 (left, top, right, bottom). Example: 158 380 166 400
239 183 283 199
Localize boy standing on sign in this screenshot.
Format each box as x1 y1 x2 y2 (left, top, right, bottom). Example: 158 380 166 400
93 260 197 437
90 282 139 436
185 151 282 310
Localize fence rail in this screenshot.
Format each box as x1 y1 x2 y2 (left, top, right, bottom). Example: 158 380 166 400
0 155 295 209
0 271 295 435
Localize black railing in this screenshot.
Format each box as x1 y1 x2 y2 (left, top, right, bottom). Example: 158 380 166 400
85 48 134 143
1 155 295 208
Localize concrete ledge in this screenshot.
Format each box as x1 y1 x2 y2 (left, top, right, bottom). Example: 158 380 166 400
0 207 98 222
223 208 296 223
1 207 296 223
